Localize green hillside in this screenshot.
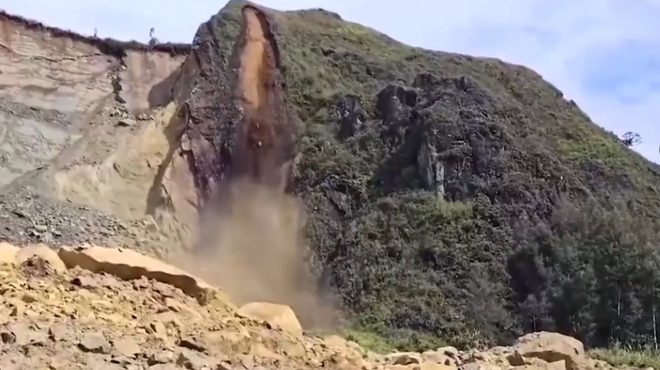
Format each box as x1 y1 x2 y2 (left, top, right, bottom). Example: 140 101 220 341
213 1 660 351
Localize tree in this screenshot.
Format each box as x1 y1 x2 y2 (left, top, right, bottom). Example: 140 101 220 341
148 27 159 46
621 132 642 147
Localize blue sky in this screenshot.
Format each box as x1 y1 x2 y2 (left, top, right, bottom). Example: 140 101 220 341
3 0 660 163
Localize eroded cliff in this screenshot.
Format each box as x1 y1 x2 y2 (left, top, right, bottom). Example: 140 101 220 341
0 3 296 256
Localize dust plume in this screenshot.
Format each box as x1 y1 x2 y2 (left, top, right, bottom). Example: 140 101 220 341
188 177 339 330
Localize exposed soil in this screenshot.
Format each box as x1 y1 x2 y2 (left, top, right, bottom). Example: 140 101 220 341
233 5 292 190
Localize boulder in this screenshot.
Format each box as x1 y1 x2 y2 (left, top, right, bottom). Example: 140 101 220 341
0 242 66 273
16 244 66 272
384 352 423 366
423 349 459 366
513 332 585 370
237 302 303 338
57 245 215 304
0 242 20 264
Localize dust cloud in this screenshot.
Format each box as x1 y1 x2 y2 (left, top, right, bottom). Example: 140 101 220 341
187 178 339 330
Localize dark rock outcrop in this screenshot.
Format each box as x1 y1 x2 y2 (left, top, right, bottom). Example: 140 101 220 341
175 3 295 202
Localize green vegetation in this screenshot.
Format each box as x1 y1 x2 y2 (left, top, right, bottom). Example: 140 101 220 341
339 328 394 354
591 345 660 370
218 0 660 354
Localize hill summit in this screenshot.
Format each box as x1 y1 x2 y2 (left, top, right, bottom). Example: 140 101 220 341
1 0 660 353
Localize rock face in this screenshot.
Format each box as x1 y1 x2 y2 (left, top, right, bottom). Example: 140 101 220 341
179 4 296 196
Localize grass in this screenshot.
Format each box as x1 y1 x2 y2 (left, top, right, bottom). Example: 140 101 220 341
591 345 660 370
339 328 394 354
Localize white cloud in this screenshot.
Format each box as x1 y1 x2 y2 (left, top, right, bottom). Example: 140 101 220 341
3 0 660 162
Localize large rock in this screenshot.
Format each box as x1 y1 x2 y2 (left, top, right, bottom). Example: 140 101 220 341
0 242 20 264
0 242 66 272
384 352 423 366
57 245 216 304
16 244 67 272
512 332 586 370
422 348 460 367
237 301 303 338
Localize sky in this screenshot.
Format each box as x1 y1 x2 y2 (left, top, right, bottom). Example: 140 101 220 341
3 0 660 163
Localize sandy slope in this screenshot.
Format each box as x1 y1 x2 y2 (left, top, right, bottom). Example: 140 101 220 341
0 11 195 256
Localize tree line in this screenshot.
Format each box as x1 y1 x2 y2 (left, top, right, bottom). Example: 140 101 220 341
508 198 660 349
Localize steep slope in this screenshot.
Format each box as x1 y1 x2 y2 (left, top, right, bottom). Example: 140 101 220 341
3 0 660 353
0 10 194 255
183 1 660 349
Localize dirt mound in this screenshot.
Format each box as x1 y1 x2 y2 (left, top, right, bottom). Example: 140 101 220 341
0 242 638 370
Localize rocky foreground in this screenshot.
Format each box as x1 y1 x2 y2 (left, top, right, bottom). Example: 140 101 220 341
0 242 636 370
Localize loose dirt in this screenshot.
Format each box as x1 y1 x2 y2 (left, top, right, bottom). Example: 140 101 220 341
0 242 633 370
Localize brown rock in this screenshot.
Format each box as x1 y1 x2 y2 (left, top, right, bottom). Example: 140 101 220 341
513 358 568 370
58 245 215 303
423 350 458 366
2 323 31 345
164 297 182 312
0 242 19 264
16 244 66 272
176 349 216 370
153 311 183 329
178 336 208 352
149 365 181 370
508 351 527 366
385 352 423 366
385 365 418 370
21 292 38 303
8 298 26 317
437 346 460 358
324 334 364 357
149 364 181 370
71 274 100 289
48 324 69 341
148 350 176 365
148 321 169 341
459 364 502 370
78 332 112 354
237 301 303 337
514 332 585 370
113 338 142 358
421 361 458 370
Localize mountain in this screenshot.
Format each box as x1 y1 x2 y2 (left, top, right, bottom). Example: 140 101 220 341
2 0 660 351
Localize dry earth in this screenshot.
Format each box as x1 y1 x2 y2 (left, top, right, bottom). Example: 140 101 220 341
0 9 192 255
0 242 640 370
